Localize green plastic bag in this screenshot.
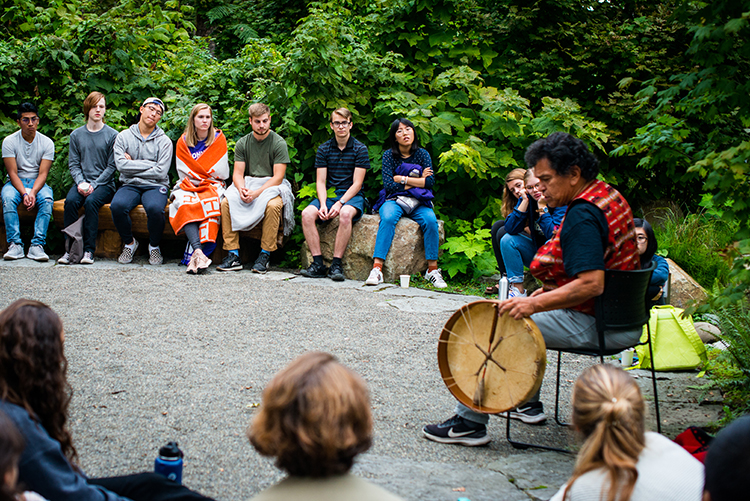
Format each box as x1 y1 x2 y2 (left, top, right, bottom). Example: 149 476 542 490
634 305 707 371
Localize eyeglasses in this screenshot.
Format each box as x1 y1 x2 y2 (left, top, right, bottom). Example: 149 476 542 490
331 121 350 128
144 105 163 117
395 127 413 135
20 117 39 124
636 235 648 242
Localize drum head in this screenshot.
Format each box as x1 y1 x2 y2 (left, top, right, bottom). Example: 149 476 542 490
438 300 546 414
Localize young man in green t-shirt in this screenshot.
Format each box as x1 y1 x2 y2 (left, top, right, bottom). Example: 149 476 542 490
217 103 291 272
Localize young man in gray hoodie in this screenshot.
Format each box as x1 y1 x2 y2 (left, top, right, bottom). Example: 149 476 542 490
111 97 173 265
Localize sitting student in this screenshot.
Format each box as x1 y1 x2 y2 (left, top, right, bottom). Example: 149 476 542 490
217 103 294 273
59 91 118 265
485 168 526 295
300 108 369 281
634 218 669 305
364 118 446 288
0 411 48 501
499 169 566 297
703 415 750 501
1 103 54 262
112 97 173 265
0 299 214 501
169 103 229 274
549 364 703 501
248 352 404 501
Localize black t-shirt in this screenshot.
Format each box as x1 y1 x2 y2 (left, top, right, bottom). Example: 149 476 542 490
559 201 609 278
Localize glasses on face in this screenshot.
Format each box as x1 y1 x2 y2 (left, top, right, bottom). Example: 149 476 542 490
145 105 163 117
527 183 541 192
395 127 413 135
637 235 648 242
20 117 39 124
331 121 350 128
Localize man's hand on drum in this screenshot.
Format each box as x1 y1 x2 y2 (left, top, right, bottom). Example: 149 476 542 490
496 289 543 320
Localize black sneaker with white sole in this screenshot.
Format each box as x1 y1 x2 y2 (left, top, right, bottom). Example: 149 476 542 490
422 414 490 446
217 254 242 272
498 401 547 424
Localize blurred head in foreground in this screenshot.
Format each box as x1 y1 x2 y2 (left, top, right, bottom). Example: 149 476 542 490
703 415 750 501
248 352 372 477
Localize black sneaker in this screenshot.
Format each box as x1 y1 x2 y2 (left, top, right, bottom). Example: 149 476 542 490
328 262 345 282
251 252 270 274
217 254 242 272
422 415 490 446
498 401 547 424
300 261 329 278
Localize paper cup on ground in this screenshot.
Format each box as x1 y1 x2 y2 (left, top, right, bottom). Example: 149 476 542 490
621 349 634 367
399 275 410 288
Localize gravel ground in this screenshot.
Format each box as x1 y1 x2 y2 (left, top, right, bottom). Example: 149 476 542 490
0 260 718 500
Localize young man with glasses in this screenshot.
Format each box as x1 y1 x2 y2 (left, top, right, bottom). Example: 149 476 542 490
111 97 173 265
300 108 369 281
1 102 55 261
217 103 293 273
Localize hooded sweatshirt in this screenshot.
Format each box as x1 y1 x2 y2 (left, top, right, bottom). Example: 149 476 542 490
113 124 172 187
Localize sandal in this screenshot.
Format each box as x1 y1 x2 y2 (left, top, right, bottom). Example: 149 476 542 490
484 284 499 295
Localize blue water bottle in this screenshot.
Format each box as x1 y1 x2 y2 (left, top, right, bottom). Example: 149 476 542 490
154 441 183 484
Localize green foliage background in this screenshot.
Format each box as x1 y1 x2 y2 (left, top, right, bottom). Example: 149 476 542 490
1 0 748 288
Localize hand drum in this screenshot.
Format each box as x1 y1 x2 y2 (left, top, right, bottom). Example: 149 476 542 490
438 300 546 414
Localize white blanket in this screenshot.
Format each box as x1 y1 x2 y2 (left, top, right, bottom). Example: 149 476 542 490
224 177 295 235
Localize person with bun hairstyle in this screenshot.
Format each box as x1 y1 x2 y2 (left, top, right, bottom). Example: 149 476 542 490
248 352 403 501
0 299 214 501
550 364 703 501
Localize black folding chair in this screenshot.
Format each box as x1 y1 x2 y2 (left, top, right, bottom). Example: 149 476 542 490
506 263 659 453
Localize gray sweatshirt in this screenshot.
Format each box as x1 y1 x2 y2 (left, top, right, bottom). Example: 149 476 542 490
113 124 172 187
68 124 118 190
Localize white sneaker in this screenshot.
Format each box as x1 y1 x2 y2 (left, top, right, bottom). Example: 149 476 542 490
118 240 139 264
425 268 447 288
80 251 94 264
508 285 527 298
3 243 24 260
149 246 163 265
27 245 49 262
57 252 70 264
365 268 383 286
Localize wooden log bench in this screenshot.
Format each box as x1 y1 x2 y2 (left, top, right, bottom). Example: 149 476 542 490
50 200 285 261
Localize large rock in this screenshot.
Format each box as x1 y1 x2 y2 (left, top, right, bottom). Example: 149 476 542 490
666 258 707 308
693 321 721 344
301 214 445 282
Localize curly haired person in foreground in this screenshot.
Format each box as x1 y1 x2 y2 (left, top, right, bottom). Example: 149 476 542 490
248 351 403 501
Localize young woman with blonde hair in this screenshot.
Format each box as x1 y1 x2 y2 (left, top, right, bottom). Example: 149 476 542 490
551 364 703 501
169 103 230 274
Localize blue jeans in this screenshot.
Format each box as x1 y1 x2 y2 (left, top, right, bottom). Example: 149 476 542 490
373 200 439 261
110 185 168 247
500 232 537 284
64 184 116 253
2 179 54 246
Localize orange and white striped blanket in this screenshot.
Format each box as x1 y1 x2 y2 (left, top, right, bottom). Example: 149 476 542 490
169 131 230 243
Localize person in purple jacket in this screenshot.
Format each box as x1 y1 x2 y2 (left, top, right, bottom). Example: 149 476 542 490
0 299 214 501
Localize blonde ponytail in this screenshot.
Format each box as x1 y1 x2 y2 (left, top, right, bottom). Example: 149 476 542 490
563 365 646 501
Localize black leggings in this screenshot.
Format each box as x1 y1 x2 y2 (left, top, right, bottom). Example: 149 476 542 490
89 472 214 501
490 219 507 274
182 222 203 251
